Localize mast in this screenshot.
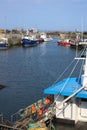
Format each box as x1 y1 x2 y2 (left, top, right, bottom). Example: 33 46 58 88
81 17 84 41
82 48 87 90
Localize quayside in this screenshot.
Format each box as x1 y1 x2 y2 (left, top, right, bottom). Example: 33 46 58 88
1 45 87 129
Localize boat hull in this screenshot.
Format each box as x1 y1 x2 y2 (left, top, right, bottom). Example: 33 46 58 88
22 39 38 47
44 38 53 42
0 43 9 49
70 42 84 49
58 41 70 47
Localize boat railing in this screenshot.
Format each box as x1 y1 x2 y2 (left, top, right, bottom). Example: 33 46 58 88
11 97 55 125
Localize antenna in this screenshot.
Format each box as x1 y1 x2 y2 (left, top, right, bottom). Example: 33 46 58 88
81 17 84 40
75 29 79 58
75 45 78 58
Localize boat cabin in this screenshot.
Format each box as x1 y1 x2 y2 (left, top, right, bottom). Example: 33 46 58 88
44 77 87 123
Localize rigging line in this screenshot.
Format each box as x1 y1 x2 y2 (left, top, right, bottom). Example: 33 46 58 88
46 48 86 116
53 58 76 84
52 46 86 85
54 62 84 112
75 45 86 59
44 48 86 115
53 47 85 87
78 59 84 80
47 48 86 115
77 46 86 57
54 51 85 103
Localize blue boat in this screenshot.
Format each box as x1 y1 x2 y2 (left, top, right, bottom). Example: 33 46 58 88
22 35 38 47
0 38 9 49
22 39 38 47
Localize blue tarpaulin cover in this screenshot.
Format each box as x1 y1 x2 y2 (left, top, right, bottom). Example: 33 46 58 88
44 77 87 99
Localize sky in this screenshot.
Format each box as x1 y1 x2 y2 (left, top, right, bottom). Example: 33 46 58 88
0 0 87 31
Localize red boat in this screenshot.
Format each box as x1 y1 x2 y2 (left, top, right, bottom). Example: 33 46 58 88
57 39 71 47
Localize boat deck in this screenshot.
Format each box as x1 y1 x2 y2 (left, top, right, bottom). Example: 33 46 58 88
0 98 55 130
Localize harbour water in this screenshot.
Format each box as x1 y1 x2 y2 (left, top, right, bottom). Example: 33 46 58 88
0 39 84 129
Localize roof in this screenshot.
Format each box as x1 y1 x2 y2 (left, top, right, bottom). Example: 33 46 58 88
44 77 87 99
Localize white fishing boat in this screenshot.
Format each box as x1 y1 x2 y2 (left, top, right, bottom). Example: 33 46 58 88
44 46 87 124
40 33 53 42
0 37 9 49
79 38 87 46
70 38 87 49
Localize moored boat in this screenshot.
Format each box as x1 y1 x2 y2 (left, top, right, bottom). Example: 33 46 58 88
22 35 38 47
0 37 9 49
40 33 53 42
57 39 71 47
70 39 84 49
22 38 38 47
44 46 87 124
78 39 87 46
